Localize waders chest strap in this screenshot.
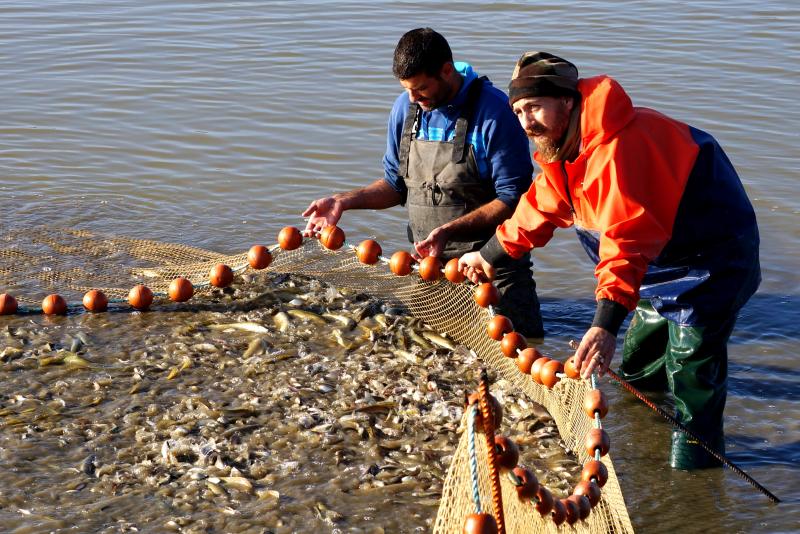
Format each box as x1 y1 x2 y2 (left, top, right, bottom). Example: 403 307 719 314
451 76 486 164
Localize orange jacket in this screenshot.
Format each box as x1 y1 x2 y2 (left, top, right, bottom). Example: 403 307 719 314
487 75 759 326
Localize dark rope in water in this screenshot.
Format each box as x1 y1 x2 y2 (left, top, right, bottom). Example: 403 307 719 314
605 368 780 504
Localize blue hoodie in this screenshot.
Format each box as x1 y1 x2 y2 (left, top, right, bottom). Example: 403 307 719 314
382 62 533 207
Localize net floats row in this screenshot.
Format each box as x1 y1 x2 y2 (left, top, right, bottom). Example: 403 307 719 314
481 307 612 464
0 244 277 315
464 386 610 531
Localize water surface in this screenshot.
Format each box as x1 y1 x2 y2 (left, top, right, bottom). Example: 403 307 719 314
0 1 798 532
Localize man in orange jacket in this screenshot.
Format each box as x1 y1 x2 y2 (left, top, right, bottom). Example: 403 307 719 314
459 52 760 469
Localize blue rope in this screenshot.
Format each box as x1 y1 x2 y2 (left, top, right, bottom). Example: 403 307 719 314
468 404 482 513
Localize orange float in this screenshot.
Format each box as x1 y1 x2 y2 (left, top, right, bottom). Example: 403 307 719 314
494 435 519 471
574 479 602 507
42 294 67 315
247 245 272 269
581 459 609 487
540 359 564 389
535 486 554 515
512 466 539 500
563 355 581 379
585 428 610 457
551 498 567 526
356 239 382 265
462 513 498 534
530 356 551 385
209 264 234 288
486 315 513 341
128 285 153 311
320 225 345 250
444 258 465 283
278 226 303 250
500 331 526 358
169 277 194 302
516 347 541 374
562 498 579 525
389 251 414 276
584 389 609 418
82 289 108 312
474 282 499 308
418 256 442 282
567 494 590 521
0 293 18 315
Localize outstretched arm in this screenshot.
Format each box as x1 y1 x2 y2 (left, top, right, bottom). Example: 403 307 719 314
302 179 403 235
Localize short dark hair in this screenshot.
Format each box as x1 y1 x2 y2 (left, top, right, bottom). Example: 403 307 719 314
392 28 453 79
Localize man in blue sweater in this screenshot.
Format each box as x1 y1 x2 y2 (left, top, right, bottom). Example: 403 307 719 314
303 28 543 337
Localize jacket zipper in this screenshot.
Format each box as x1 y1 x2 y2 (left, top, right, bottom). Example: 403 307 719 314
561 161 576 217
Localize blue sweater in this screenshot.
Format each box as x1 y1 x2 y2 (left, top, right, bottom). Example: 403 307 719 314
382 62 533 207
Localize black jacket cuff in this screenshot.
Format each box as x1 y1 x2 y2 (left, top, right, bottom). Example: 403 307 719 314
479 234 510 265
591 299 629 336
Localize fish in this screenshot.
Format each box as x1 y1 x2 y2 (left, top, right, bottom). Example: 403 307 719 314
421 331 456 350
273 311 291 332
220 476 253 494
323 313 356 331
243 337 267 358
287 309 328 325
331 329 354 350
406 329 433 350
208 322 269 334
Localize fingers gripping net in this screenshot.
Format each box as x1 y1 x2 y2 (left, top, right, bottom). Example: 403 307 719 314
0 227 634 532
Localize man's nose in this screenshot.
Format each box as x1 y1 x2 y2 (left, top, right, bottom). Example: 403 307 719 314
407 89 420 103
519 112 534 131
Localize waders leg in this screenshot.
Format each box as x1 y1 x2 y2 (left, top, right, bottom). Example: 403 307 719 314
666 317 736 469
619 300 670 392
492 252 544 339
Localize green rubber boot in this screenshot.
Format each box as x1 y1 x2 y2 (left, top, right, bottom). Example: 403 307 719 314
670 430 724 470
665 317 736 470
621 300 736 470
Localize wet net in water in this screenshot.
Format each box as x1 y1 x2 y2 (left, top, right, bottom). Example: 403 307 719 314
0 226 634 533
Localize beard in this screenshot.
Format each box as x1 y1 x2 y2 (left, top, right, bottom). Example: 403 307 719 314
527 102 572 163
532 135 563 163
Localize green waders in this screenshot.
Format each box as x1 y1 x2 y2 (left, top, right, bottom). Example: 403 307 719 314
619 300 736 469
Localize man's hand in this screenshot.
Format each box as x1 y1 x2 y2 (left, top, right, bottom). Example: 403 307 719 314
457 251 495 283
302 196 344 236
573 326 617 379
413 226 450 259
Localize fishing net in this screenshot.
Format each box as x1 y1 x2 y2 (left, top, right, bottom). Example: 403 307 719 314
0 226 634 533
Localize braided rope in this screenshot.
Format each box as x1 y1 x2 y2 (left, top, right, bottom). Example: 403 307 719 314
606 368 780 503
468 404 482 514
478 370 505 534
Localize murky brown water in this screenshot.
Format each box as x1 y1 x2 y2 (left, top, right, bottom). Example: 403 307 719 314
0 1 798 532
0 272 575 533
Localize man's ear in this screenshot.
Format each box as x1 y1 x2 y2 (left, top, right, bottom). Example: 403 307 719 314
439 61 455 79
562 96 575 113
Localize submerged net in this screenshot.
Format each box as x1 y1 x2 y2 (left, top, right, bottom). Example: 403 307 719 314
0 226 634 533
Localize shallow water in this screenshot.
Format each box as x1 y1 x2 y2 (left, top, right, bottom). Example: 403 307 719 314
0 1 798 532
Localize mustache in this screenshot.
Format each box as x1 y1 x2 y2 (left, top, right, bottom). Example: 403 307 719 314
525 126 548 137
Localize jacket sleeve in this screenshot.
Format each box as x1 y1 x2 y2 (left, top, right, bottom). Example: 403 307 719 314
484 171 574 262
586 129 692 311
382 94 410 198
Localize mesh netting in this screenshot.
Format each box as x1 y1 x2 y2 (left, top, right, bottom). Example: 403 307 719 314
0 227 634 532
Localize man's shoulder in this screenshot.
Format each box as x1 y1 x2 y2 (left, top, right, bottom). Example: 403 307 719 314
386 92 413 130
473 79 514 117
